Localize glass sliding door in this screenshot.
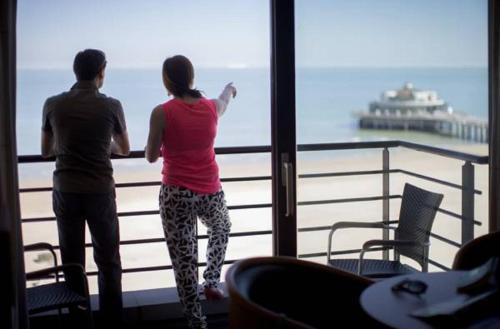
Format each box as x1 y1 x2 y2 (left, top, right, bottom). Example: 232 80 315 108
18 0 271 293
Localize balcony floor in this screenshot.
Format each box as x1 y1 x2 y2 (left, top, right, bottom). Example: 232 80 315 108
30 286 229 329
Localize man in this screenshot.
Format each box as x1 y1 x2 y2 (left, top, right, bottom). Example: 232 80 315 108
41 49 130 325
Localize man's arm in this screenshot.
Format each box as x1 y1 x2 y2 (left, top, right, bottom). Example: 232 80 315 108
111 100 130 156
41 130 55 158
145 105 164 163
41 99 55 158
111 131 130 156
213 82 237 117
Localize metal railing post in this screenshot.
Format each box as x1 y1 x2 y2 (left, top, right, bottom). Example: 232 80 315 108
462 161 475 244
382 148 390 260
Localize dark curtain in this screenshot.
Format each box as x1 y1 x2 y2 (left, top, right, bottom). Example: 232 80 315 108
0 0 29 328
490 0 500 233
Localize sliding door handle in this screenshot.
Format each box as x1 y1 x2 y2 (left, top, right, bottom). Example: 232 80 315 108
282 154 295 217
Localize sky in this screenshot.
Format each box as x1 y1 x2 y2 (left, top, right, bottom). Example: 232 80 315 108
18 0 487 69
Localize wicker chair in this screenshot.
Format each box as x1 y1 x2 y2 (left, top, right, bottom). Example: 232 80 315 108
25 242 93 328
327 183 443 279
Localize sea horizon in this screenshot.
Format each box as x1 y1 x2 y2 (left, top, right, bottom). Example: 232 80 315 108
17 66 488 156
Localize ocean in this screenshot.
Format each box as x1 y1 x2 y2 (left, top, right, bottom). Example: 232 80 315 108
17 67 488 156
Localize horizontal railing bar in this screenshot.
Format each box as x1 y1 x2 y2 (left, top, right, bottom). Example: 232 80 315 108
120 238 163 247
298 252 328 258
22 216 56 223
298 169 395 179
428 259 451 271
396 169 482 195
47 230 274 250
214 146 271 155
299 221 400 233
229 204 272 210
19 176 272 193
298 221 397 233
222 176 271 182
112 176 273 186
21 201 481 226
29 227 466 252
21 203 274 223
19 167 482 196
20 170 384 193
436 208 482 226
18 146 273 163
297 141 400 152
199 230 273 239
114 182 159 188
298 225 332 232
19 187 52 193
398 141 488 164
298 195 401 206
18 141 489 164
16 170 394 194
429 233 461 248
119 210 158 217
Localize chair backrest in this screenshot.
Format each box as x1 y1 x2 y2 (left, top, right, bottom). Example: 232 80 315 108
225 257 375 329
395 183 443 268
452 231 500 270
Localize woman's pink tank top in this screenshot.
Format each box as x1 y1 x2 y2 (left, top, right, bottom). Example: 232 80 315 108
161 98 220 194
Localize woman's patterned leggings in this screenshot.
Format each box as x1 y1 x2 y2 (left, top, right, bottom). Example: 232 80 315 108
159 185 231 329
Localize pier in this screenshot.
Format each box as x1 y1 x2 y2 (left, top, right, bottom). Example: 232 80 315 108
359 111 488 143
357 83 488 143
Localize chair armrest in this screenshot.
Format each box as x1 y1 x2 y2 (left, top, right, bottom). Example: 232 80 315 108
358 239 430 275
26 263 90 298
330 220 398 231
24 242 56 253
327 220 398 262
24 242 59 281
362 239 430 250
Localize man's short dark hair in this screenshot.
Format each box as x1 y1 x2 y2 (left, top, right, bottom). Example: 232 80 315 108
73 49 107 81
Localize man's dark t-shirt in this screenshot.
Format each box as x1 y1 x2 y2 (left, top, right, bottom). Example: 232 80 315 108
42 81 126 193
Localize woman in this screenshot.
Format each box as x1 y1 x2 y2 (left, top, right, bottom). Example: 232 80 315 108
145 55 236 329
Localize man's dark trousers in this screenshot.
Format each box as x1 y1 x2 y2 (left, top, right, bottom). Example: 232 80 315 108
53 190 123 324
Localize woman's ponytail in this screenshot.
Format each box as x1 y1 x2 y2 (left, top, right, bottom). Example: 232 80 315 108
163 55 202 98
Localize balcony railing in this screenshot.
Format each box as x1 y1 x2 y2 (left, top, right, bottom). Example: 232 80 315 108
19 140 488 281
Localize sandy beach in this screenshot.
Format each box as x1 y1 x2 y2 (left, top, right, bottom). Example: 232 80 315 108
19 143 489 293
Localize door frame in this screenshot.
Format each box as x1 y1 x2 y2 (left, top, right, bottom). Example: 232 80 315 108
270 0 297 257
